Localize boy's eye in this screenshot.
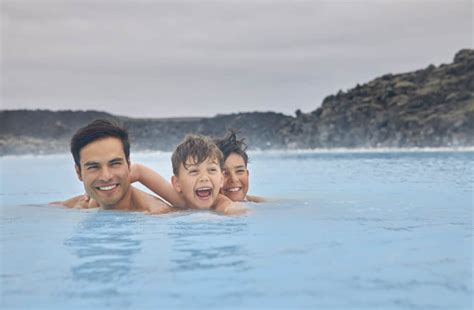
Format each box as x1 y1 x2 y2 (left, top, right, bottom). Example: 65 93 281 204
188 170 198 175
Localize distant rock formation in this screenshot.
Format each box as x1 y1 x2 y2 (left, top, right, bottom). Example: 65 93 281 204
278 49 474 148
0 110 291 155
1 49 473 155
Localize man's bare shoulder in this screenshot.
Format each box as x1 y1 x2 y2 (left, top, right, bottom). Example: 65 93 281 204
131 187 178 215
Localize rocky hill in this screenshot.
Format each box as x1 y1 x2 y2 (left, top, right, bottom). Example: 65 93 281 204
278 49 474 148
1 49 473 155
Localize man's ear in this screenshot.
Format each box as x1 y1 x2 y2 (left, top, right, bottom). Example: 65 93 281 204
171 175 182 193
75 165 83 181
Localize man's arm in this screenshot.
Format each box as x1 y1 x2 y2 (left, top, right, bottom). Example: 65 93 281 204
49 195 98 209
214 194 248 215
131 163 186 207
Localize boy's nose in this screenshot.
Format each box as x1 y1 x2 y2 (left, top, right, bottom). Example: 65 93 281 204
198 173 210 182
227 172 239 183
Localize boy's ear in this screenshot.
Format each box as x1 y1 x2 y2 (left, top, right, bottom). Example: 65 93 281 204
171 175 182 193
75 165 83 181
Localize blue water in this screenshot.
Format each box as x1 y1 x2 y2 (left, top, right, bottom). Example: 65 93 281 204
0 150 472 309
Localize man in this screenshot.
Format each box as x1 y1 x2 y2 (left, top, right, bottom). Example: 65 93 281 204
52 119 174 214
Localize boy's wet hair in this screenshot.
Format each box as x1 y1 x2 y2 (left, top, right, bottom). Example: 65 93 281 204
172 134 224 175
71 119 130 169
214 129 249 165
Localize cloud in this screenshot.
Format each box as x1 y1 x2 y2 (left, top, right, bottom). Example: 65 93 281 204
1 0 472 117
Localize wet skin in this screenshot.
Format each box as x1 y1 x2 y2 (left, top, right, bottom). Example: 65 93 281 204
221 153 249 202
75 137 132 210
172 157 223 210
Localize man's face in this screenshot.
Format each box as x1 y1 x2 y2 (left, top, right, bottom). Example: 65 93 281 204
75 137 131 208
221 152 249 201
172 156 223 209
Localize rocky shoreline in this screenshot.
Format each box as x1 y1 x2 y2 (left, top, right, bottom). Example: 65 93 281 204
1 49 473 155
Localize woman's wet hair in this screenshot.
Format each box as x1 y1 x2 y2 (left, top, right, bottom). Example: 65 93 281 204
171 134 224 176
214 129 249 165
71 119 130 169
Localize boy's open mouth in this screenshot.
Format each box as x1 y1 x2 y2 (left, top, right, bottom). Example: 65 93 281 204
195 187 212 199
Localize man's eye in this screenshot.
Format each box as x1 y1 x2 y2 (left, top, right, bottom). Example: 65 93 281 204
111 162 121 166
87 166 98 170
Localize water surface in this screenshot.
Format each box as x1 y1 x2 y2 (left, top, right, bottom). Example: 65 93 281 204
1 150 472 309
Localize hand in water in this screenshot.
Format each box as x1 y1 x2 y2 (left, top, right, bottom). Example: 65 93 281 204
80 194 99 208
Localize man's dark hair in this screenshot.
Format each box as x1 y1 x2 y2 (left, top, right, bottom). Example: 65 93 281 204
214 129 249 165
71 119 130 169
172 134 224 176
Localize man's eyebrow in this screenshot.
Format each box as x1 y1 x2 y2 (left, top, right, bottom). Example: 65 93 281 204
84 161 99 167
109 157 125 163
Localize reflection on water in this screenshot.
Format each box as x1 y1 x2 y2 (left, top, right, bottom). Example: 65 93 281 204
63 210 142 306
168 214 250 273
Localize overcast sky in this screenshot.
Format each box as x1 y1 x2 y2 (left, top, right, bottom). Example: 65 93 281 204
1 0 472 118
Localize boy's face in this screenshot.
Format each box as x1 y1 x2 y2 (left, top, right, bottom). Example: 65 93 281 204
172 156 223 209
75 137 131 208
221 152 249 201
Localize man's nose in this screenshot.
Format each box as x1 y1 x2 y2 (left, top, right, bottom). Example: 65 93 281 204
99 167 113 181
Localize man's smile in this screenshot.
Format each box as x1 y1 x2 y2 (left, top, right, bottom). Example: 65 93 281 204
96 184 119 191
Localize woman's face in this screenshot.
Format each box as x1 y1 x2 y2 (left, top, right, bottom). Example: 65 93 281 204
221 153 249 201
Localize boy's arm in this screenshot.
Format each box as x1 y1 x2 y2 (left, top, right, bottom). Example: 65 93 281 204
131 163 186 208
246 195 266 203
214 194 248 215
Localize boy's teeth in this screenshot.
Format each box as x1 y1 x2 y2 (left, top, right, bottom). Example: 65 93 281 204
98 185 117 191
197 187 211 191
196 187 212 198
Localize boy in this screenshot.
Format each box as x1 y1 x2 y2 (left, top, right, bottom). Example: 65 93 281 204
214 130 266 202
132 134 247 215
